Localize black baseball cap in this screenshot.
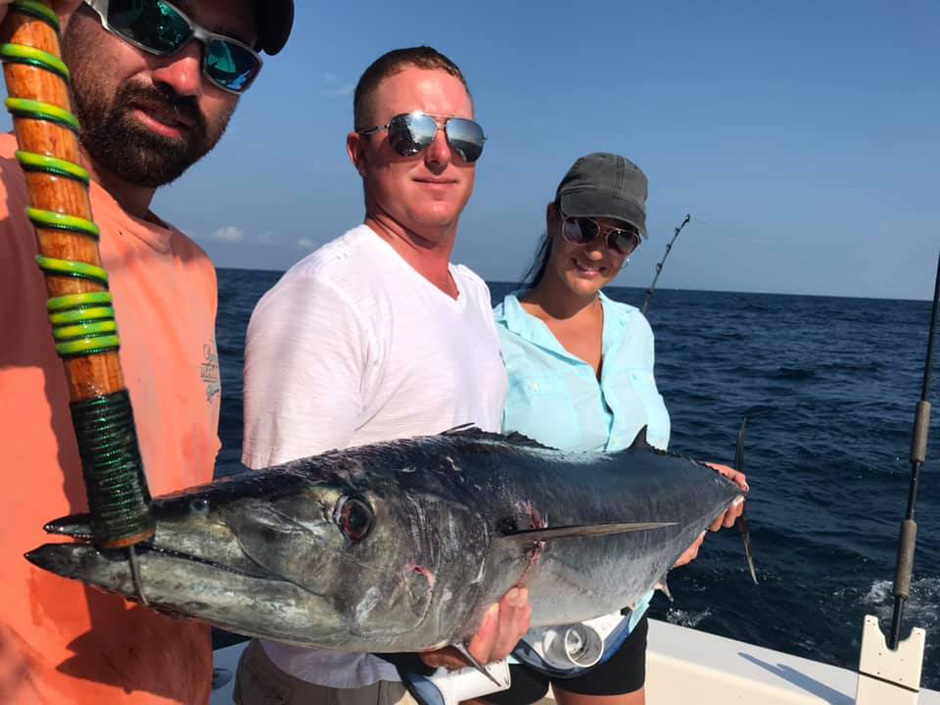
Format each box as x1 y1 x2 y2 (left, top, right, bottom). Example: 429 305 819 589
255 0 294 55
555 152 648 238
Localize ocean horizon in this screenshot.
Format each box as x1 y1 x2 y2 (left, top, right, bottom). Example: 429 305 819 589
214 266 937 305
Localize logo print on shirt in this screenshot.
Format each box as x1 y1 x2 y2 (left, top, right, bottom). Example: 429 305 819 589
200 342 221 401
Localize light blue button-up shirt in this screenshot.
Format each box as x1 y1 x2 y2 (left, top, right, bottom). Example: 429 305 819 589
495 290 670 453
494 290 671 631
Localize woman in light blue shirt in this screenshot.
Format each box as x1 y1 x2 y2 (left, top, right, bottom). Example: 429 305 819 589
488 153 746 705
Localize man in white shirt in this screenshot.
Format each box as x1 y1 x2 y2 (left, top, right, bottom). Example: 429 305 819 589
234 47 531 705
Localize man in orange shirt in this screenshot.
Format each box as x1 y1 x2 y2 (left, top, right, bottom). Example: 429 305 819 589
0 1 293 702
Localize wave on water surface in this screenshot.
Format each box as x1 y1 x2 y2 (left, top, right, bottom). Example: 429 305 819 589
664 607 713 629
861 578 940 632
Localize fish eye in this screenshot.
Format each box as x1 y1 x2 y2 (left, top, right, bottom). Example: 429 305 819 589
189 497 210 516
333 496 374 542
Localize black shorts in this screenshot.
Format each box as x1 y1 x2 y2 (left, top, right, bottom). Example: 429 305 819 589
482 616 649 705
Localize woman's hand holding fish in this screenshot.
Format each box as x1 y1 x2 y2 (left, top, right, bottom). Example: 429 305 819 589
673 532 705 567
420 587 532 669
672 463 747 568
705 462 748 531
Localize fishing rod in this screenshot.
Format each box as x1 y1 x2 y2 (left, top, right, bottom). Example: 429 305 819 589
641 213 690 315
1 1 153 596
888 249 940 650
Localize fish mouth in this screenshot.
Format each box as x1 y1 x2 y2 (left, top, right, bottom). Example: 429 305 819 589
28 509 304 600
25 512 280 601
23 513 336 642
25 508 437 649
25 540 270 586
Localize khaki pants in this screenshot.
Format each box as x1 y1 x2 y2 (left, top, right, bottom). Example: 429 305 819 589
234 640 417 705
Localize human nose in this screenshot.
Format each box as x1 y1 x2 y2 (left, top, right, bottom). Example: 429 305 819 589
150 41 203 98
423 123 452 171
582 234 607 258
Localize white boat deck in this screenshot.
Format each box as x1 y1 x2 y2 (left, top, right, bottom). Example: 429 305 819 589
211 619 939 704
647 619 937 704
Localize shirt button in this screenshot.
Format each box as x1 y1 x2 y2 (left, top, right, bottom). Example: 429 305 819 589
531 382 539 391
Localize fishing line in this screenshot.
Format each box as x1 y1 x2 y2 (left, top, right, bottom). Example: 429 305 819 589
2 0 152 596
691 216 752 242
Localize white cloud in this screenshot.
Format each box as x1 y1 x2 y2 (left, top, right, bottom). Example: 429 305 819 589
199 226 280 247
212 225 245 242
297 238 316 250
320 73 355 97
320 85 354 97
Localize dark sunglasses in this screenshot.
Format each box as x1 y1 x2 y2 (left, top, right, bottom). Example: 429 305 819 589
84 0 263 94
560 211 642 257
358 112 487 163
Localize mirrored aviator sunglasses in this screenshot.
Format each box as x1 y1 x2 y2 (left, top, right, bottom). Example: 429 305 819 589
562 216 642 257
84 0 263 94
359 112 487 163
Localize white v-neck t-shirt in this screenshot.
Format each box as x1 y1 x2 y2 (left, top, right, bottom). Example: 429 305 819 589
241 224 507 687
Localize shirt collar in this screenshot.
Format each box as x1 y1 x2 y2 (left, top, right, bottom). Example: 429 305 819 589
496 289 565 359
89 179 176 253
497 289 626 361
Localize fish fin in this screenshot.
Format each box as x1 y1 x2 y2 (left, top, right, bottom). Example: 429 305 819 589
736 511 759 584
452 643 508 688
502 431 555 449
440 425 554 450
498 521 676 543
441 423 481 435
732 417 758 584
629 426 651 450
655 577 674 602
735 418 747 474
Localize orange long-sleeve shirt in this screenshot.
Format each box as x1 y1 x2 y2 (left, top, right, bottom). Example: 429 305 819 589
0 133 221 704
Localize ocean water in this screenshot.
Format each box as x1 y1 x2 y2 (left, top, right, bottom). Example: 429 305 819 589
215 268 940 688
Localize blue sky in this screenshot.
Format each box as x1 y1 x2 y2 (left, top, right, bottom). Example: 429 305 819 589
8 1 939 299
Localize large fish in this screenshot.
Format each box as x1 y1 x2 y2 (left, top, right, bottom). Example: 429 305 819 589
26 427 747 652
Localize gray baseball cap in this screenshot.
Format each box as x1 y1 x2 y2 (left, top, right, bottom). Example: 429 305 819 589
255 0 294 55
555 152 648 238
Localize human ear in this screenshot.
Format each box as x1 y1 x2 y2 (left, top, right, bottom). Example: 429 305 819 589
346 132 367 177
546 202 561 229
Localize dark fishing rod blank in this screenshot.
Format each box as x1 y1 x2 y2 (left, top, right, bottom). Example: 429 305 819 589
888 249 940 650
641 214 690 315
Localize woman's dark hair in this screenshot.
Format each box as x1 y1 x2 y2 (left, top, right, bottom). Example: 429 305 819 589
519 232 551 288
518 201 558 288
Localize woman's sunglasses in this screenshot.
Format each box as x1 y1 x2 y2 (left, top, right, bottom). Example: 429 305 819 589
358 112 487 163
561 212 642 257
84 0 263 94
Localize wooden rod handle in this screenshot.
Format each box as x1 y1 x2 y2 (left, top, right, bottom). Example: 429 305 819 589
1 1 154 548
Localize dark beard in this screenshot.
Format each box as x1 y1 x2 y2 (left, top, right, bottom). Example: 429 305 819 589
74 81 220 188
62 17 232 188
